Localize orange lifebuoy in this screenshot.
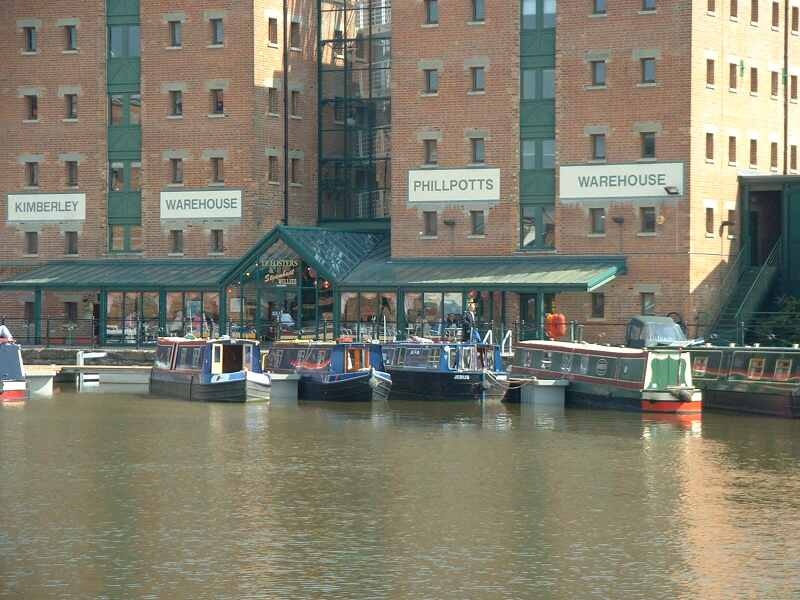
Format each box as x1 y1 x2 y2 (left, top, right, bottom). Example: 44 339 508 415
544 313 568 339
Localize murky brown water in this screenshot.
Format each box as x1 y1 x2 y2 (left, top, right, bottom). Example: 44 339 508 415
2 389 800 599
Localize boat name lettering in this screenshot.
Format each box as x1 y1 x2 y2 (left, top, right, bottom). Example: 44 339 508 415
453 374 471 380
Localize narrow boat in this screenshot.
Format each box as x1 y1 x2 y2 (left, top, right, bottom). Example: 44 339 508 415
262 342 391 402
689 345 800 417
380 342 509 401
0 341 27 403
150 337 271 402
510 340 701 414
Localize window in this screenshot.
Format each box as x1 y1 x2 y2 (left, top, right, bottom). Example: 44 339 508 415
640 206 656 233
643 0 657 10
522 139 536 169
730 62 738 90
706 59 715 85
771 142 779 169
268 87 279 114
211 89 224 114
66 161 78 187
110 96 123 125
425 0 439 24
522 69 536 99
773 1 780 26
750 138 758 165
706 132 715 160
641 132 656 159
731 0 739 17
423 211 438 236
25 162 39 187
792 145 798 170
751 0 760 21
130 94 141 124
291 157 301 183
641 293 656 315
751 67 758 93
590 207 606 234
170 90 183 116
290 21 301 48
591 60 607 86
591 133 606 160
470 210 485 235
25 95 38 120
268 18 278 44
109 24 140 58
729 136 737 163
471 66 486 92
591 293 605 319
131 162 141 190
792 75 798 99
110 164 124 191
65 25 78 51
542 69 555 98
170 230 184 254
210 18 224 45
268 155 279 181
65 231 78 255
594 0 607 14
772 70 780 96
641 58 656 83
211 229 224 253
706 206 715 234
24 302 35 323
523 0 537 28
23 27 36 52
291 90 300 116
472 0 486 21
728 208 737 232
543 0 556 27
171 158 183 184
169 20 182 47
25 231 38 255
471 138 485 163
424 69 439 93
542 139 556 168
211 157 224 183
708 0 716 12
110 225 143 252
424 139 438 164
65 302 78 322
65 94 78 119
793 5 799 30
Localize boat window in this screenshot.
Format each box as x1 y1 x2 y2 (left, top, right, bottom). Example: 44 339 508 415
221 344 243 373
579 354 590 374
270 349 283 369
747 357 765 380
176 346 203 370
523 350 533 368
560 353 573 373
155 345 173 369
461 346 476 370
213 345 222 364
347 348 364 371
619 358 646 382
692 355 709 377
382 347 395 366
403 346 431 368
242 344 253 371
484 348 495 370
774 358 793 381
427 347 441 368
541 351 552 369
447 347 458 370
308 349 331 368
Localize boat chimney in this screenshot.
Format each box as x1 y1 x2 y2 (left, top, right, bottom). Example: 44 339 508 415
754 343 760 348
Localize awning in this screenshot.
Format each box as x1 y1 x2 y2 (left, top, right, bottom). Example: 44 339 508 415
341 255 627 292
0 259 238 291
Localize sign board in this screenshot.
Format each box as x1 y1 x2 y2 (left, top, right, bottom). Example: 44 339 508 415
408 169 501 203
263 259 298 287
559 163 684 200
160 189 242 220
7 193 86 222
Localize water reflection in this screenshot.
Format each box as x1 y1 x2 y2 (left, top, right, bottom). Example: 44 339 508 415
2 391 800 599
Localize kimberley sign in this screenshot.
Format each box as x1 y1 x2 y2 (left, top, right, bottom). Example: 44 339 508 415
560 163 684 200
7 193 86 221
408 169 501 203
160 189 242 220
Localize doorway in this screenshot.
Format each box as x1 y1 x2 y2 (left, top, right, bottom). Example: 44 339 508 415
749 191 781 266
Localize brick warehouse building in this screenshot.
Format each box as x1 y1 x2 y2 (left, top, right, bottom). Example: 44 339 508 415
2 0 800 345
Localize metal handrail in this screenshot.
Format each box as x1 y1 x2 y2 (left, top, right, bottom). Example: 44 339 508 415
733 236 782 327
706 243 747 335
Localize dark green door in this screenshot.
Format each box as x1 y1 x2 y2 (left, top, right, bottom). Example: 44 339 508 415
786 188 800 293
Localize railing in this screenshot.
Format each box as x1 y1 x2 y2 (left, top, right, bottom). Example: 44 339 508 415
733 236 782 344
705 244 747 337
0 317 166 347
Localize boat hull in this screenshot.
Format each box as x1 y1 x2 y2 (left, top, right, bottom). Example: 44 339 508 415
150 370 269 402
298 370 391 402
567 383 701 414
701 387 800 418
1 380 27 403
387 368 508 402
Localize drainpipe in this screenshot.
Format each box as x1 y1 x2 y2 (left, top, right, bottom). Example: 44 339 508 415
784 0 789 175
283 0 290 224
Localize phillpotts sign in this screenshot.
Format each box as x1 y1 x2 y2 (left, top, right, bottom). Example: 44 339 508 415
408 169 501 203
559 163 684 200
7 193 86 222
160 189 242 220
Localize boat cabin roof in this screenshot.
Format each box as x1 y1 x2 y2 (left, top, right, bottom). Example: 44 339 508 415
517 339 648 356
157 337 258 346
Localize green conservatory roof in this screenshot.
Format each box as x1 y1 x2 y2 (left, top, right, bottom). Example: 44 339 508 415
341 255 627 292
0 259 238 290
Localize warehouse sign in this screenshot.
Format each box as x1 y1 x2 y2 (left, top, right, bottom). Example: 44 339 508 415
559 163 684 200
160 189 242 220
408 169 501 203
7 193 86 221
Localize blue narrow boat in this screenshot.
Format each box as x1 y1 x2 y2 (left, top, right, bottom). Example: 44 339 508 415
262 342 392 402
149 337 271 402
381 342 509 402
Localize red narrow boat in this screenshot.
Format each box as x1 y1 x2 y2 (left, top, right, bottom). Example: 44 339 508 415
0 340 27 403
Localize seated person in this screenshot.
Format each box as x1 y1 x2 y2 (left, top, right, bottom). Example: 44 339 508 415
0 323 14 341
